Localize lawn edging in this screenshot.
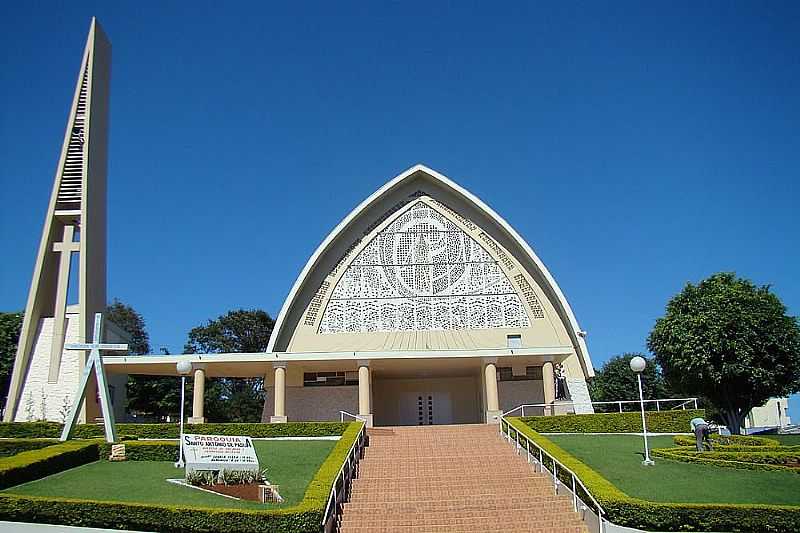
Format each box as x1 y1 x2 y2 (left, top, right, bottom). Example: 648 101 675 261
519 409 704 433
0 421 365 533
505 417 800 532
0 421 349 439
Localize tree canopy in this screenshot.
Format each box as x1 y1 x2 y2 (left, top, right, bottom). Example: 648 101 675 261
0 312 23 412
588 353 672 411
648 272 800 434
184 309 275 422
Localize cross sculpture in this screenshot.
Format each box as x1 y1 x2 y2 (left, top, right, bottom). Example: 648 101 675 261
49 225 81 382
60 312 128 443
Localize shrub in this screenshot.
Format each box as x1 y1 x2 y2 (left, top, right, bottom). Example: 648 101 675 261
0 440 100 489
652 447 800 472
0 422 366 532
520 409 704 433
0 421 348 439
98 440 177 461
504 417 800 532
673 434 780 447
0 439 59 458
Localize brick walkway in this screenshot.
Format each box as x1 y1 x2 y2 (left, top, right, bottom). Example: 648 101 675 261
340 424 588 532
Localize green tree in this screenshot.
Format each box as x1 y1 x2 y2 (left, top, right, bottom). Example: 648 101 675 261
105 300 181 420
588 353 671 411
648 272 800 434
184 309 274 422
0 312 24 412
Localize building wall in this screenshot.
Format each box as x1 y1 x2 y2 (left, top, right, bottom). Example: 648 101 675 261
745 398 792 429
14 311 128 423
262 385 359 422
372 376 481 426
498 380 545 414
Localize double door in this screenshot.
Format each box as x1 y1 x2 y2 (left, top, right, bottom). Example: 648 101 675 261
400 391 453 425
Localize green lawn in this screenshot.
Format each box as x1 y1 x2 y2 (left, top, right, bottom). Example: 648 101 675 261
769 434 800 446
547 434 800 506
4 440 336 509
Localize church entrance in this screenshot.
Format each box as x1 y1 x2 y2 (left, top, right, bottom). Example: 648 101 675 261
372 366 482 426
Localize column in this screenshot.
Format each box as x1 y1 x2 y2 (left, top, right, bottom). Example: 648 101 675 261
188 366 206 424
542 361 555 416
484 362 501 424
357 362 373 427
270 363 287 423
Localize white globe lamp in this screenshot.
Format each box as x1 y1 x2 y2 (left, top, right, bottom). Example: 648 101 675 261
630 356 654 465
175 360 193 467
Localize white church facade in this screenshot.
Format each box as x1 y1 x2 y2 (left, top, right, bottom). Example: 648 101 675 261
4 18 599 428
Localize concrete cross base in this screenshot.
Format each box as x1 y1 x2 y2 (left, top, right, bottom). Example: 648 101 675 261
485 410 503 424
187 417 205 424
270 416 288 423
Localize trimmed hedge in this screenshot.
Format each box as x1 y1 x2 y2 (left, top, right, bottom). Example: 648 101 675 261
0 440 100 489
0 439 59 458
0 422 365 533
0 421 349 439
520 409 704 433
674 434 780 447
504 417 800 532
652 448 800 472
98 440 177 461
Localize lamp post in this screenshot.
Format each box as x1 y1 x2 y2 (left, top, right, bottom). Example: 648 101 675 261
175 360 193 468
630 356 655 466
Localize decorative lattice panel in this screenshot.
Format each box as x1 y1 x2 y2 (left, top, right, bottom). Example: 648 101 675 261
319 200 538 333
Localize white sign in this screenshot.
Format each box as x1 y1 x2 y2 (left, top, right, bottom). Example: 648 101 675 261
183 434 259 474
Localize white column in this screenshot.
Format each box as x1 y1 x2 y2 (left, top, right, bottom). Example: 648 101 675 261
270 363 287 423
542 361 555 415
357 362 373 427
188 367 206 424
484 362 501 424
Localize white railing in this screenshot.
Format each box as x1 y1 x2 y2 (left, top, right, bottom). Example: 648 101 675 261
503 397 699 417
322 419 367 533
500 417 606 533
339 410 367 423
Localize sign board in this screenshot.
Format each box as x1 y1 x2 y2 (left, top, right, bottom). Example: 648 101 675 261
183 434 259 474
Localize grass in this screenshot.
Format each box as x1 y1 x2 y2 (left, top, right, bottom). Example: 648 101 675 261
547 434 800 506
3 440 336 509
769 434 800 446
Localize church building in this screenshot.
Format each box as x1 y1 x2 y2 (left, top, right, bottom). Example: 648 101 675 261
4 20 595 427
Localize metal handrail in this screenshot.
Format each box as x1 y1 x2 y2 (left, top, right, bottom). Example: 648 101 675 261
503 397 699 417
339 410 367 422
322 420 367 533
500 416 606 533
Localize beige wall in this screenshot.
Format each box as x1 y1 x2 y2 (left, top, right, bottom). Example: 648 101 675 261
372 376 481 426
498 380 545 415
262 385 359 422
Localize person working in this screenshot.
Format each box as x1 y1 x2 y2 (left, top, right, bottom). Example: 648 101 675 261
690 416 713 451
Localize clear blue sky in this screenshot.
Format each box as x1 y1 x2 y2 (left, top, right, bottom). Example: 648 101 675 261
1 2 798 418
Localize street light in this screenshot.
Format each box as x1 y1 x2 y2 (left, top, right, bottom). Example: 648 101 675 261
630 356 654 466
175 360 193 468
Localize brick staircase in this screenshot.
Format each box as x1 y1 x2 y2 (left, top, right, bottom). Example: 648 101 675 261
339 424 588 532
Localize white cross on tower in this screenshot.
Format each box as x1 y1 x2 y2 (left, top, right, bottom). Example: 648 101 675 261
49 225 81 382
60 312 128 443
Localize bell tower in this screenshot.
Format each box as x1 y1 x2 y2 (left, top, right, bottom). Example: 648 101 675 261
4 18 111 423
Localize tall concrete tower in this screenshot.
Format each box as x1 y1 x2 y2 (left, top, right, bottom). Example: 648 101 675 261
4 18 111 423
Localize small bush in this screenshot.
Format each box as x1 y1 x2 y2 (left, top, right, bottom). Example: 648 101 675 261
0 421 349 440
0 439 59 458
520 409 704 433
673 434 780 447
0 440 100 489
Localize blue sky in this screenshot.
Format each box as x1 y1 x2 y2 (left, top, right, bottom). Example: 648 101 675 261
1 2 798 418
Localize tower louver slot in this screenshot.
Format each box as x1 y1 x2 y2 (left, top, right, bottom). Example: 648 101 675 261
55 64 88 211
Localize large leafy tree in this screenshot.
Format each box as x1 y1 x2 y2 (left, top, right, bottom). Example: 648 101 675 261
184 309 274 422
648 272 800 434
588 353 672 411
106 300 181 420
0 312 24 412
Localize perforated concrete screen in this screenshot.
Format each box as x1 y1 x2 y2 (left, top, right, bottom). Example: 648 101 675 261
319 199 532 333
